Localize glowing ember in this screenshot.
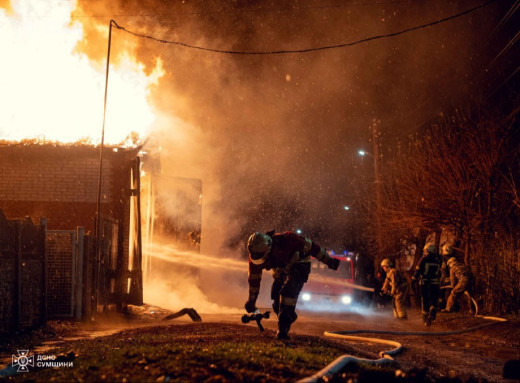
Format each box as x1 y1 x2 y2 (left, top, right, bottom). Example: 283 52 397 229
0 0 163 145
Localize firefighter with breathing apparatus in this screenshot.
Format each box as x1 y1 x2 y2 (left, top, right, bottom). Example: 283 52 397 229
245 231 340 339
412 243 442 326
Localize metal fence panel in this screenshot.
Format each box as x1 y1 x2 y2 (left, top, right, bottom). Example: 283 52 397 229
46 231 76 318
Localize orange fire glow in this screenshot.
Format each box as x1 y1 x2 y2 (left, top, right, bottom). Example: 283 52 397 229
0 0 163 145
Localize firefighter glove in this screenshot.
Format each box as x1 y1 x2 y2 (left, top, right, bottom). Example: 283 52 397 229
245 300 257 313
327 257 340 270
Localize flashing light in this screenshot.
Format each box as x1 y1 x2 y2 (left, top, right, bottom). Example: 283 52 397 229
302 292 311 301
296 229 302 234
358 150 366 156
341 295 352 305
344 205 350 210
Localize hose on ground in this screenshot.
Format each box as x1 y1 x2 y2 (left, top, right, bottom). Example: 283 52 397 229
297 295 507 383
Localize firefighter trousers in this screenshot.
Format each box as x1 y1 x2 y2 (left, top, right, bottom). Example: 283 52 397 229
271 262 311 332
392 286 409 319
446 280 469 311
420 282 440 323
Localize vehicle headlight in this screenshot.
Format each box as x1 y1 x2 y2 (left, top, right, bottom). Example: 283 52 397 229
341 295 352 305
302 292 311 301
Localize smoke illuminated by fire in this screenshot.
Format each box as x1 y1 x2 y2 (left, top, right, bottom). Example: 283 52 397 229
143 241 248 313
0 0 163 145
1 0 512 315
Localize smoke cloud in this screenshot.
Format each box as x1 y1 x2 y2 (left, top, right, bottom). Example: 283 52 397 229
70 0 510 309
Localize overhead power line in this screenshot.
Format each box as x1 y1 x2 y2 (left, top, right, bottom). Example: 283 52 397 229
111 0 501 55
490 0 519 36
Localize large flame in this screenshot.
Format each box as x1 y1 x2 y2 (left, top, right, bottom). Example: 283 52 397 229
0 0 163 145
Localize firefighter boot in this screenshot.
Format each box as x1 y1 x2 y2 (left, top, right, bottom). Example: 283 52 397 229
276 314 291 339
276 325 290 340
429 306 437 324
277 304 297 340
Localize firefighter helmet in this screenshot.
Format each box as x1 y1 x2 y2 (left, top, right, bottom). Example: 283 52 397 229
423 243 436 254
442 244 453 256
247 232 272 265
381 258 393 268
446 257 457 268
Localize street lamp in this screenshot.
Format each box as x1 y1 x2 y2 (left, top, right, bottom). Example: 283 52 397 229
357 148 383 259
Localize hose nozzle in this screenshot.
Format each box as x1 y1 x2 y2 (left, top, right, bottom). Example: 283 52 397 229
241 311 270 332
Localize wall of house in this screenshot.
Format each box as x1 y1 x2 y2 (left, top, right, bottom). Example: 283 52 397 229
0 145 134 231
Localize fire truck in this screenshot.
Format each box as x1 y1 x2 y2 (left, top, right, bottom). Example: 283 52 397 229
300 251 355 308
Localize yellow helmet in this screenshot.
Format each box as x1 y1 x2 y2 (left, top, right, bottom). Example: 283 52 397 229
423 243 436 255
381 258 393 267
441 244 453 255
447 257 457 268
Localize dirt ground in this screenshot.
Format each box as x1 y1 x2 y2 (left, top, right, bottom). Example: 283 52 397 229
302 311 518 375
292 306 520 382
1 303 519 382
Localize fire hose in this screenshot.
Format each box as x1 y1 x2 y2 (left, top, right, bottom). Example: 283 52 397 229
298 286 508 383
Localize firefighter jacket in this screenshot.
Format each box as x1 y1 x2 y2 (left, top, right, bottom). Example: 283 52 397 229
412 253 442 285
449 261 470 288
247 231 332 302
382 267 408 296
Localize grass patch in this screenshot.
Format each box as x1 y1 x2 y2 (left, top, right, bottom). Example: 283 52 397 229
3 322 364 382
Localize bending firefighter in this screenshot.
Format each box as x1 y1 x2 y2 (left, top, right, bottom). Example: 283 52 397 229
380 258 409 319
412 243 442 326
245 231 340 339
443 256 471 313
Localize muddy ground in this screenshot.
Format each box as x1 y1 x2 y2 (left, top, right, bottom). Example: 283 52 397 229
1 304 519 382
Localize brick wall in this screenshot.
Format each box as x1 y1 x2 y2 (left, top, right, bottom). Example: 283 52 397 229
0 158 102 202
0 144 137 231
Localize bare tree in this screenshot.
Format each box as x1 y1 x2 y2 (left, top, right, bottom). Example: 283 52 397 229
380 108 520 313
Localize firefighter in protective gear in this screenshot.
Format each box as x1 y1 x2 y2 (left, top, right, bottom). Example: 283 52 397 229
412 243 442 326
380 258 409 319
440 244 454 284
245 231 340 339
443 257 471 312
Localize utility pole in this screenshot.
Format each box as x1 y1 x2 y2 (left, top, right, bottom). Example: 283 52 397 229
371 119 383 262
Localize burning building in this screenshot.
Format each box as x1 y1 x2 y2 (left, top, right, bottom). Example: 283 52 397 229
0 0 168 333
